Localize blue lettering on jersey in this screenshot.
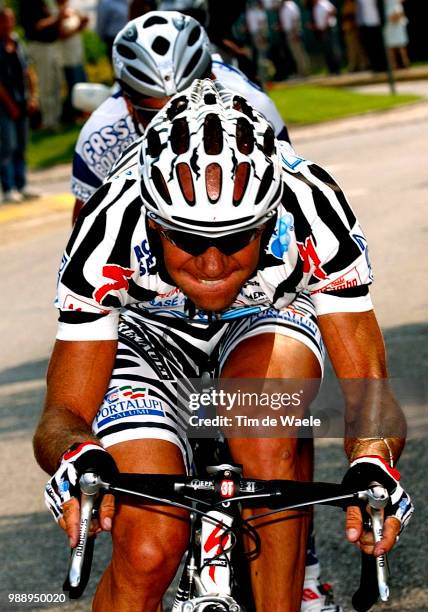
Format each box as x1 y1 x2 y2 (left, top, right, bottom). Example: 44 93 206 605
281 152 304 171
134 239 156 275
352 233 373 281
81 115 137 176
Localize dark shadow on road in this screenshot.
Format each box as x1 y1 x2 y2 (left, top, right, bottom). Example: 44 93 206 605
314 438 427 612
0 511 111 611
0 359 49 386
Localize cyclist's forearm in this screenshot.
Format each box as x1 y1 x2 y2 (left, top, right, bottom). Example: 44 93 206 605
33 405 100 475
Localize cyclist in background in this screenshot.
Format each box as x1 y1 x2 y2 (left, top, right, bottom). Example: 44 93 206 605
71 10 290 223
34 81 413 612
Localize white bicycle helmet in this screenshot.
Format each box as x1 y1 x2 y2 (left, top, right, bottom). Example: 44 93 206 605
112 11 212 98
140 80 283 237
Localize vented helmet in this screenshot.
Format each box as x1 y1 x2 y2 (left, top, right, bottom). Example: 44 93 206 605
113 11 212 98
140 79 283 237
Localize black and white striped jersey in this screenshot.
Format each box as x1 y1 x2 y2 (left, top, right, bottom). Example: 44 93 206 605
56 141 373 340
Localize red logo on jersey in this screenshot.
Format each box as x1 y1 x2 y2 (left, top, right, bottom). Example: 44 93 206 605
94 265 134 303
296 237 327 280
204 525 229 583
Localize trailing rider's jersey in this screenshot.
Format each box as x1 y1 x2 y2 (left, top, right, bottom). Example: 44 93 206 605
71 55 288 203
57 141 373 341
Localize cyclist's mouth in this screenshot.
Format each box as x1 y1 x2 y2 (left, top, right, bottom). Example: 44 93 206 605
200 279 225 286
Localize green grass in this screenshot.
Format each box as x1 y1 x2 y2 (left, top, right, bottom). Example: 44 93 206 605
27 86 421 170
28 125 82 170
269 85 420 125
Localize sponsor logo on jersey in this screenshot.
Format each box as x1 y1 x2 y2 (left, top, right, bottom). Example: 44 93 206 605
352 233 373 281
105 386 146 403
296 237 327 280
134 239 156 276
81 116 137 177
311 267 362 293
96 394 166 428
62 293 110 313
94 264 134 303
269 213 294 259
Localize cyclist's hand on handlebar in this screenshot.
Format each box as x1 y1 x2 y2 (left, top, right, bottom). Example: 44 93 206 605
44 441 118 544
59 493 116 548
345 505 400 556
342 455 414 555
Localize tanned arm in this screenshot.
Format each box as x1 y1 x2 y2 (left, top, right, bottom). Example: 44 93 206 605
33 339 117 474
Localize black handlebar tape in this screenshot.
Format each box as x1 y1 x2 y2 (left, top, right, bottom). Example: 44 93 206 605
351 552 379 611
63 535 95 599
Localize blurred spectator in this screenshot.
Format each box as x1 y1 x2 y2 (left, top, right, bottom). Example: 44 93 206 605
0 7 40 204
57 0 89 123
207 0 259 83
279 0 310 77
19 0 65 131
157 0 208 25
129 0 157 19
307 0 341 75
341 0 368 71
260 0 289 81
246 0 270 83
356 0 387 72
96 0 129 60
383 0 410 68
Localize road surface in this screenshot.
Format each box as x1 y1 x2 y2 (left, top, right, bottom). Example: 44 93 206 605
0 107 426 611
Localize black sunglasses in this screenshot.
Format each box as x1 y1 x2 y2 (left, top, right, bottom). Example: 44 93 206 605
158 226 265 256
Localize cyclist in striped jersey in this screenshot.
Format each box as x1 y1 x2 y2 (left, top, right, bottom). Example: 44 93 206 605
35 81 412 612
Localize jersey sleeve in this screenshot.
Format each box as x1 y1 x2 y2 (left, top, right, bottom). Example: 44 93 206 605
56 178 143 340
280 151 374 315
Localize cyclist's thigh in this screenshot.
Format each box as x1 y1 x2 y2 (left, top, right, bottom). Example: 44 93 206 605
219 293 323 380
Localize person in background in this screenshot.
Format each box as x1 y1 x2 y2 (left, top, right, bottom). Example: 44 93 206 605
355 0 387 72
0 7 40 204
308 0 341 75
383 0 410 69
246 0 270 85
207 0 260 84
279 0 310 77
57 0 89 123
341 0 368 72
129 0 157 20
18 0 65 131
96 0 129 61
157 0 208 25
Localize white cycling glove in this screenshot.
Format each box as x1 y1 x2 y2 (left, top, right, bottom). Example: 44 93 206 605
343 455 414 533
44 441 118 522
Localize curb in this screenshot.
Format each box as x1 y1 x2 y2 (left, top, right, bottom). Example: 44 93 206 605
292 100 428 142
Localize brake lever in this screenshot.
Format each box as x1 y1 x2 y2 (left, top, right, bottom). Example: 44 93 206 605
366 482 390 602
64 472 104 598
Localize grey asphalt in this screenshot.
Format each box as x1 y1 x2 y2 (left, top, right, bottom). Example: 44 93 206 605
1 81 427 611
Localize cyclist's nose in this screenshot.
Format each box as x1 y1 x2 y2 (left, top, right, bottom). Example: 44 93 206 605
194 247 228 278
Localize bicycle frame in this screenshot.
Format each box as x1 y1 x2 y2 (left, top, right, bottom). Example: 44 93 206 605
64 465 391 612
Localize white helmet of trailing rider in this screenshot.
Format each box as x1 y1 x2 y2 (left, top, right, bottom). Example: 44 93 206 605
139 79 283 238
112 11 212 99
